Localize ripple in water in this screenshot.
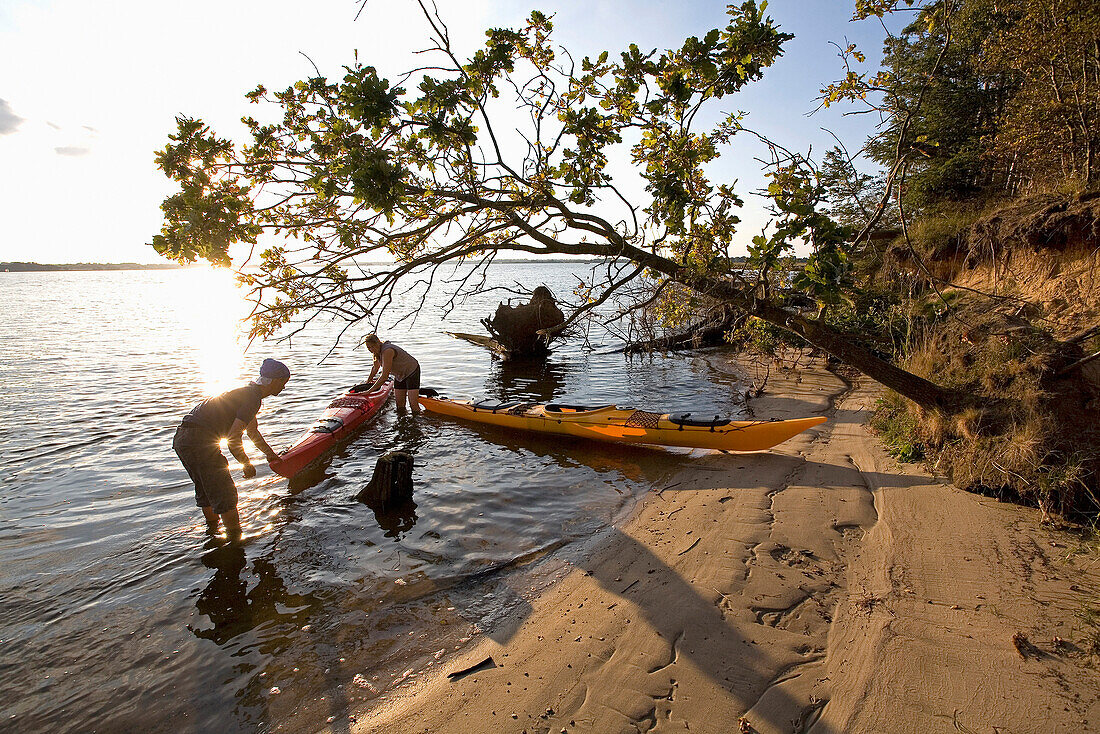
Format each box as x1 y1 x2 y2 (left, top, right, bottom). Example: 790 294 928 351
0 264 745 732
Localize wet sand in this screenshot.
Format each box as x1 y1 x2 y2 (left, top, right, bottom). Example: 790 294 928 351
343 359 1100 733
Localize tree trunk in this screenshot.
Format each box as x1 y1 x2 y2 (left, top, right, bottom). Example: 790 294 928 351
508 212 962 412
707 278 959 411
622 306 745 353
607 246 961 411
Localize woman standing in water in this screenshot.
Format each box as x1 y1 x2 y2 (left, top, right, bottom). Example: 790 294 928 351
357 334 421 413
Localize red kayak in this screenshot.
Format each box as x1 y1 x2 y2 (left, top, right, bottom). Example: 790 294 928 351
269 381 394 478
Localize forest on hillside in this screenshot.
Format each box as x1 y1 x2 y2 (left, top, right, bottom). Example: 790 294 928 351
816 0 1100 521
150 0 1100 520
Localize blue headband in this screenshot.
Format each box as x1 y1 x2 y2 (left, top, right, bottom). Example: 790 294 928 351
259 358 290 380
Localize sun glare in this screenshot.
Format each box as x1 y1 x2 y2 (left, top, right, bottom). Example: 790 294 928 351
172 265 252 396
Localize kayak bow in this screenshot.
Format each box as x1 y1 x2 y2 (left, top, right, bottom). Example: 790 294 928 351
418 390 824 452
270 381 394 478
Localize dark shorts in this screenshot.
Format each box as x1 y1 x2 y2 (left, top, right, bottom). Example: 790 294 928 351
173 423 238 514
395 367 421 391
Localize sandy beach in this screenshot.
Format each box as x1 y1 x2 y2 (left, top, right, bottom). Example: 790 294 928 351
347 358 1100 734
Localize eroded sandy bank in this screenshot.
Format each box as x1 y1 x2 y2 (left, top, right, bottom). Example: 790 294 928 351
343 359 1099 734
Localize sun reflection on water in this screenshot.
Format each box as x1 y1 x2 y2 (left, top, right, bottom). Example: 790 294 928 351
168 266 253 396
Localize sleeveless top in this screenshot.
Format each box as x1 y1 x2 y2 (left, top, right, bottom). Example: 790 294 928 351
380 341 419 381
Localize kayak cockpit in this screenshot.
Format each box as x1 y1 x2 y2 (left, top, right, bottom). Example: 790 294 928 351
471 400 531 413
543 404 619 417
667 413 731 428
309 417 345 434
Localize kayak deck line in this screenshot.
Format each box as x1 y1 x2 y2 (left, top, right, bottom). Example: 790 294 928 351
269 381 394 478
418 390 825 452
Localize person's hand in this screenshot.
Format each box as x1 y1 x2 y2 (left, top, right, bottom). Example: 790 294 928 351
242 463 257 479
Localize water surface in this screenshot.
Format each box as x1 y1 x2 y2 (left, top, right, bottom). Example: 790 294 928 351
0 263 745 732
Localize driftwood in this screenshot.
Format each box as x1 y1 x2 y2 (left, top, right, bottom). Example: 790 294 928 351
447 656 497 681
447 331 511 358
1055 348 1100 378
355 451 414 512
480 286 566 359
621 307 746 353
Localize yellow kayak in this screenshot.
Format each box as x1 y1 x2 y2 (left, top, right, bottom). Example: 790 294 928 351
418 390 825 452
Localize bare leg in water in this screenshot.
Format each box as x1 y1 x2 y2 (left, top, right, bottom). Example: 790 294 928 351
202 506 242 537
395 389 422 414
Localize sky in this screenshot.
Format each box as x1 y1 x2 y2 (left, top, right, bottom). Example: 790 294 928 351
0 0 900 264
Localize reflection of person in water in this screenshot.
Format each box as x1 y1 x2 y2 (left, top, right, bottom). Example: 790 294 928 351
192 542 319 646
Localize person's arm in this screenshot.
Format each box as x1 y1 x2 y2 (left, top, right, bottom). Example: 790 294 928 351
368 350 394 392
226 418 255 477
351 355 384 393
245 418 280 463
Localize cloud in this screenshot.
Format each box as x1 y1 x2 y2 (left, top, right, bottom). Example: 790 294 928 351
55 146 91 157
0 98 25 135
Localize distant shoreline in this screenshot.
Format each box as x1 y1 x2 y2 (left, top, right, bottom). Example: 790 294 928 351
0 262 185 272
2 257 762 273
0 258 605 273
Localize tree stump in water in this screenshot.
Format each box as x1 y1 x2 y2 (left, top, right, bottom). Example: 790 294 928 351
481 285 565 359
356 451 414 511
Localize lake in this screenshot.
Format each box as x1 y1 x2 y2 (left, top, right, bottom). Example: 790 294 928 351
0 262 747 733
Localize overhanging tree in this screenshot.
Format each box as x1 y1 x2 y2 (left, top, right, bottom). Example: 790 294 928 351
151 0 958 410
